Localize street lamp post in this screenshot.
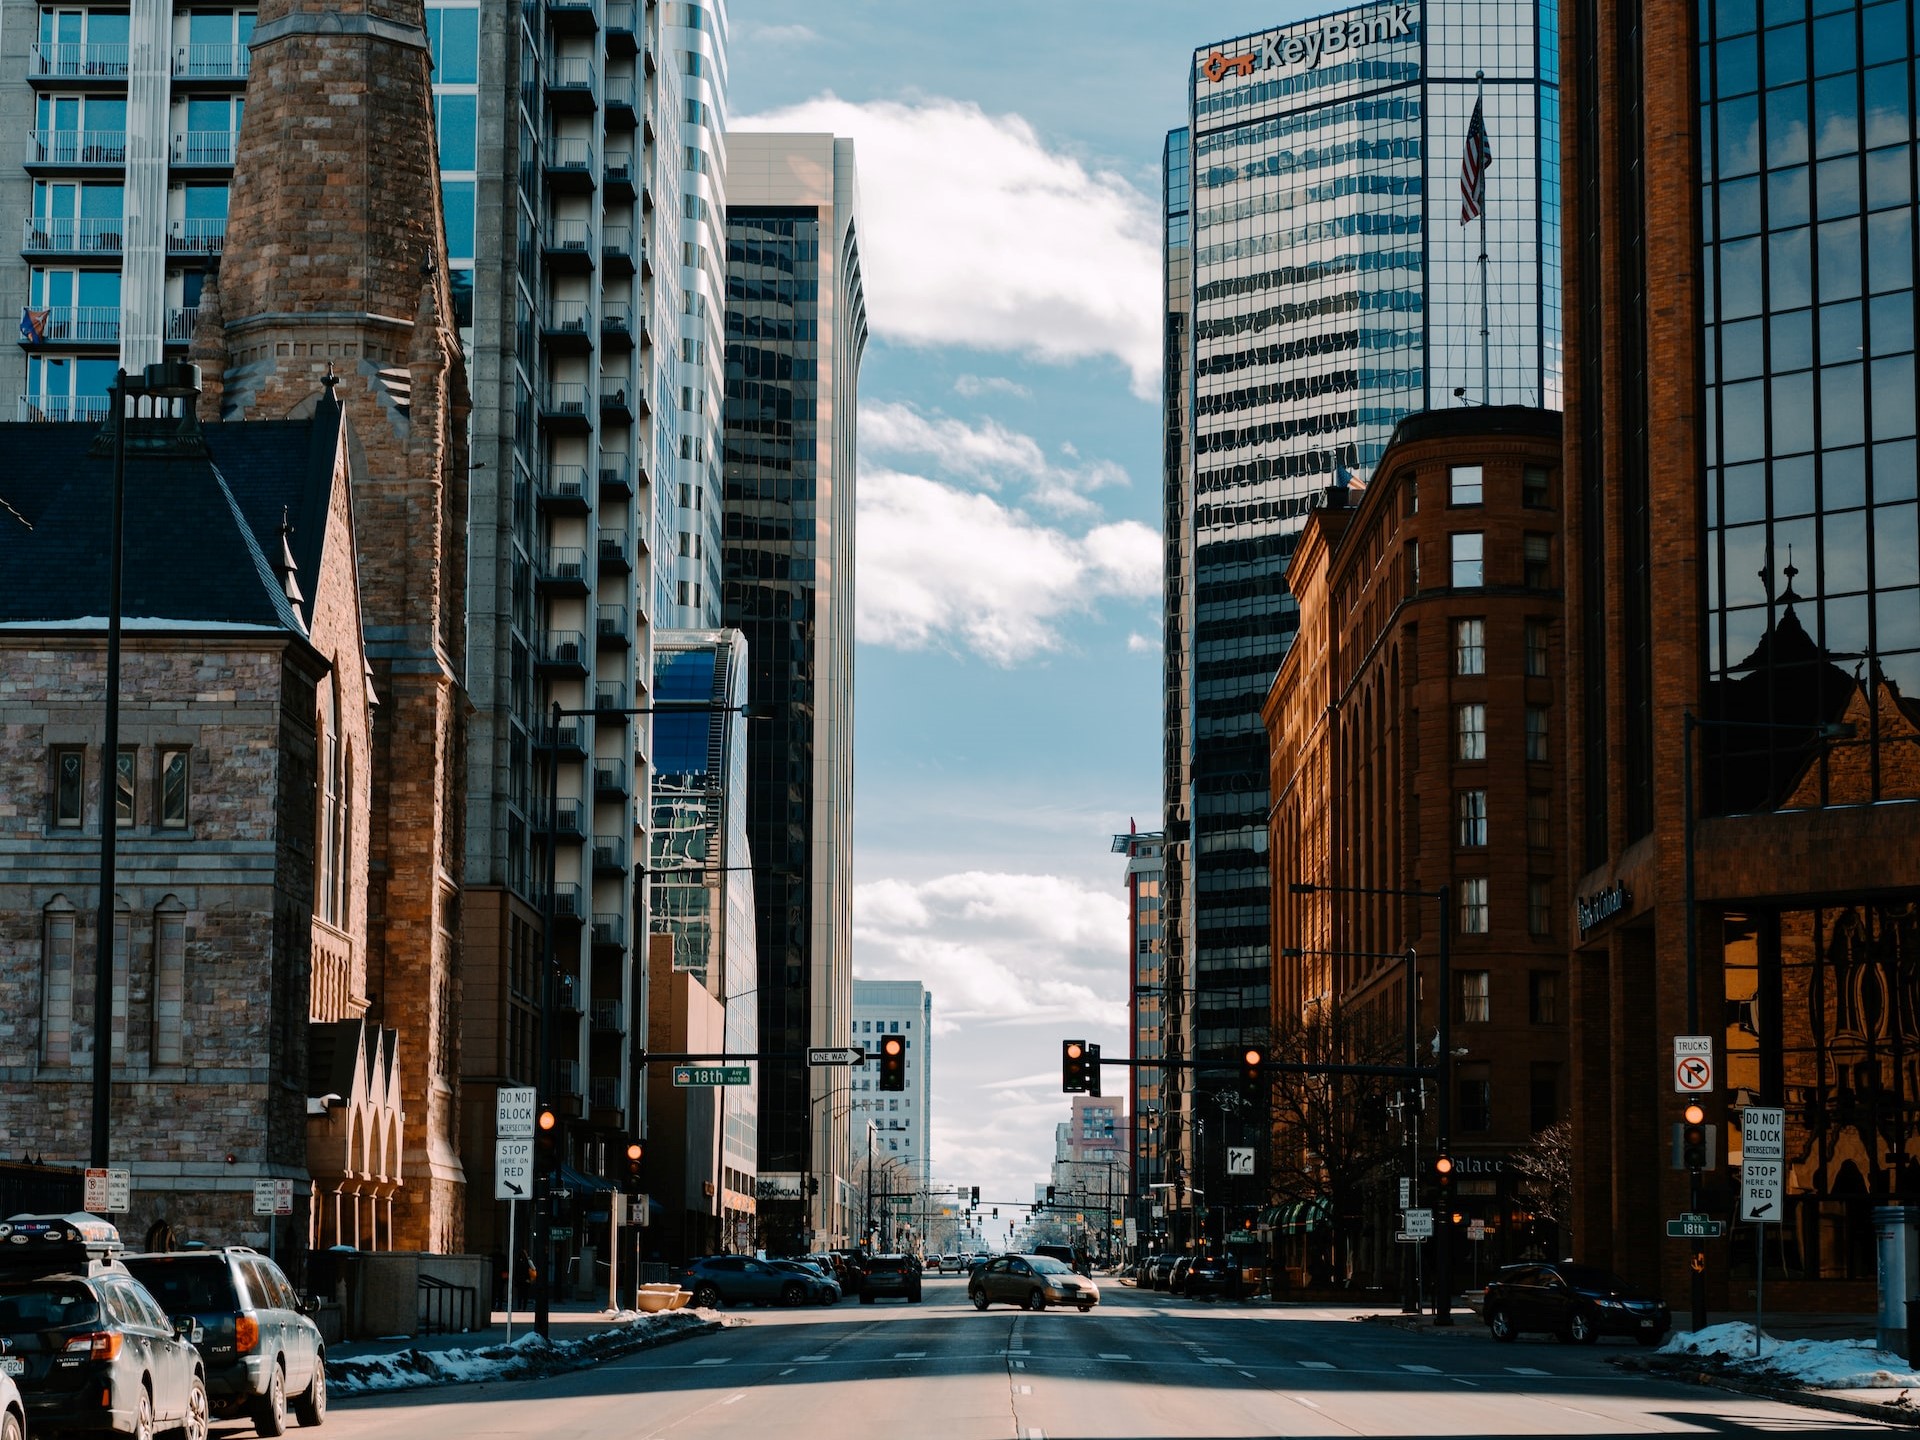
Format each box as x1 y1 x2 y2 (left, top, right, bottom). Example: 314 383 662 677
91 363 203 1169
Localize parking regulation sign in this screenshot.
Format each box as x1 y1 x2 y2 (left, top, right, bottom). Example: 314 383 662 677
1673 1035 1714 1093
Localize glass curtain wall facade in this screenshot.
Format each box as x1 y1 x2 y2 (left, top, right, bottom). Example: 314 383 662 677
448 0 691 1250
2 0 253 417
650 630 759 1224
1172 0 1560 1192
1697 0 1920 804
722 133 866 1251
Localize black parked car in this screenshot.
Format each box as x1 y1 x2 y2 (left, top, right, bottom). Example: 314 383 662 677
1174 1253 1236 1298
122 1247 324 1434
679 1256 815 1309
1482 1261 1670 1345
0 1214 208 1440
1144 1254 1179 1290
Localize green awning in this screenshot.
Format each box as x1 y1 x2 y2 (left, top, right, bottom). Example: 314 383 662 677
1278 1197 1330 1233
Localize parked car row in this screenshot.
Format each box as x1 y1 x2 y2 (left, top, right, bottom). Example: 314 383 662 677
676 1252 929 1309
0 1212 326 1440
1137 1252 1242 1298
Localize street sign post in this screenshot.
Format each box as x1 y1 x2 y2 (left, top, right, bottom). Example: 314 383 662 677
806 1047 867 1066
1226 1147 1254 1176
672 1065 751 1087
1741 1106 1787 1359
1398 1207 1433 1241
1673 1035 1714 1093
1666 1212 1726 1238
1398 1177 1412 1209
496 1138 534 1200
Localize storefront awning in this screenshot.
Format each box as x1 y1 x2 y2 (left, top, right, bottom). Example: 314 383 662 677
1271 1197 1330 1233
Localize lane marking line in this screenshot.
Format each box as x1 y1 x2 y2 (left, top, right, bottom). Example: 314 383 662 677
1097 1352 1132 1361
1298 1359 1337 1370
892 1351 925 1359
721 1394 744 1406
1201 1357 1236 1365
1400 1364 1442 1374
796 1354 828 1361
1014 1384 1032 1394
777 1368 795 1376
1506 1366 1551 1376
1451 1377 1479 1387
695 1358 730 1367
1239 1370 1256 1378
1013 1360 1025 1369
1293 1395 1322 1410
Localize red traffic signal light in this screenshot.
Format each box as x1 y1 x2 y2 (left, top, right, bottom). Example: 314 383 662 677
624 1139 645 1192
879 1034 907 1091
1681 1103 1709 1169
1062 1040 1088 1094
1240 1047 1264 1090
1435 1154 1453 1191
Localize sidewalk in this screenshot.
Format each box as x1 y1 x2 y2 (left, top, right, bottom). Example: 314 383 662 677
327 1298 637 1363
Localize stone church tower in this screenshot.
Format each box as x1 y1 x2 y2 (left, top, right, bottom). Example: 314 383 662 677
192 0 471 1251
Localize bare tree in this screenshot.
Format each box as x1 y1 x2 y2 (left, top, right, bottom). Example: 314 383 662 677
1511 1117 1573 1256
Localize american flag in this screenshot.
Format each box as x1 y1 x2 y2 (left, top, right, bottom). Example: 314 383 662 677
1460 98 1492 225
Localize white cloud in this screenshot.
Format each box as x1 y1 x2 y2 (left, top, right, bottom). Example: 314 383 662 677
854 871 1128 1033
737 21 819 44
861 399 1126 515
953 374 1031 401
859 466 1158 662
1126 631 1159 655
735 95 1161 396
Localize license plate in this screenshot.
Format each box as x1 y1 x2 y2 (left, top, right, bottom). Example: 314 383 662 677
1638 1319 1655 1328
0 1357 23 1376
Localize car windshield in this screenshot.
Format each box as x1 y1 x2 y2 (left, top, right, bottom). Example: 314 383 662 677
1558 1264 1633 1294
0 1281 101 1331
121 1259 238 1312
866 1258 906 1272
1028 1257 1072 1276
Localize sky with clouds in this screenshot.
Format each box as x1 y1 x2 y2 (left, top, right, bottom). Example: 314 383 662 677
730 0 1322 1245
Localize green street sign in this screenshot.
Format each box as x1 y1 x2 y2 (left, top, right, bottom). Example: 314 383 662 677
672 1065 751 1087
549 1226 573 1240
1666 1215 1725 1238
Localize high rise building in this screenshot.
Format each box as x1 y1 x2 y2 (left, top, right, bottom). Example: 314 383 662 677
849 980 932 1199
1111 828 1167 1239
722 131 865 1251
1167 0 1562 1212
445 0 717 1256
1565 0 1919 1310
647 627 758 1253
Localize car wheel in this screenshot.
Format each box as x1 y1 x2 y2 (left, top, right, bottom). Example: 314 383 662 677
134 1385 156 1440
253 1361 288 1437
970 1288 989 1311
170 1371 209 1440
1 1404 22 1440
1564 1309 1598 1345
1488 1307 1517 1342
692 1283 721 1309
1024 1290 1046 1312
1077 1303 1093 1313
292 1357 326 1427
781 1281 806 1307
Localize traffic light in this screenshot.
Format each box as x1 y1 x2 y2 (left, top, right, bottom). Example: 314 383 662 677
535 1106 560 1192
993 1208 999 1219
1046 1185 1056 1204
1677 1103 1715 1169
971 1185 980 1206
879 1034 906 1091
1062 1040 1089 1093
1434 1152 1453 1201
1085 1041 1102 1097
624 1139 645 1193
1240 1046 1264 1094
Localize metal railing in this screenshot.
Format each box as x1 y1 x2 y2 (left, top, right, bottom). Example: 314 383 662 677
171 129 239 166
23 217 123 255
167 219 227 254
591 998 623 1032
591 912 625 948
19 393 111 422
172 44 249 79
545 299 590 334
30 43 129 79
541 382 589 417
26 129 126 165
541 464 589 504
16 305 120 343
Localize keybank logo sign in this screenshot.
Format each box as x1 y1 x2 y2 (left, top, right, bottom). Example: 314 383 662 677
1198 4 1417 84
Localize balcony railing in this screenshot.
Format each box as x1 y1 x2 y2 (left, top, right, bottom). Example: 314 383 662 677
539 546 587 585
594 682 627 712
604 150 633 185
591 912 625 948
167 218 227 254
544 217 591 255
592 835 628 871
544 136 594 172
30 42 129 79
554 1060 581 1096
591 998 623 1032
547 54 597 94
595 604 628 643
171 129 239 166
539 629 587 667
165 305 201 342
23 217 122 255
16 305 119 344
541 381 589 417
173 43 250 79
19 393 111 422
26 129 126 165
545 298 589 334
588 1075 622 1111
593 756 629 793
541 463 589 505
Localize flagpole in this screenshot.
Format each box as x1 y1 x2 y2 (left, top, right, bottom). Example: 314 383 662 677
1476 70 1490 407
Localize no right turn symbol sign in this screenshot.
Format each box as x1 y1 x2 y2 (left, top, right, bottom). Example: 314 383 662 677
1673 1035 1714 1093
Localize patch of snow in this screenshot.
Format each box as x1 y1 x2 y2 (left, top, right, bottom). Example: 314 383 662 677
1661 1322 1920 1390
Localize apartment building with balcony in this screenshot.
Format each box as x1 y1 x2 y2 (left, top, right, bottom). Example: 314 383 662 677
453 0 715 1257
2 0 253 417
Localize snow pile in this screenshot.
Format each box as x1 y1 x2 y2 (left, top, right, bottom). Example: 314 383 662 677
1660 1322 1920 1390
329 1308 724 1396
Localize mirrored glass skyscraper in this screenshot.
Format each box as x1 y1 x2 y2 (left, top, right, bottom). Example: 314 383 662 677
1165 0 1561 1185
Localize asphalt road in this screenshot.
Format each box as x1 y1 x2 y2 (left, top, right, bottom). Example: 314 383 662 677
320 1271 1903 1439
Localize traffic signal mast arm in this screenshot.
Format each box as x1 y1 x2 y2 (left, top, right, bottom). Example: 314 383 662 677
1070 1049 1450 1081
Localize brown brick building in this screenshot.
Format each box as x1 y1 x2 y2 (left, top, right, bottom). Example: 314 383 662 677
1266 407 1569 1287
1564 0 1920 1314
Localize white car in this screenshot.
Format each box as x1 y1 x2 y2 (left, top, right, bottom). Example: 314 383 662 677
0 1369 24 1440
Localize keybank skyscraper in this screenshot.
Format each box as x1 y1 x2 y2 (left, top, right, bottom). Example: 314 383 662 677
1161 0 1561 1175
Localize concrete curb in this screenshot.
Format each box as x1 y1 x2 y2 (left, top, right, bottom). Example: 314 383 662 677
1620 1357 1920 1430
330 1312 724 1396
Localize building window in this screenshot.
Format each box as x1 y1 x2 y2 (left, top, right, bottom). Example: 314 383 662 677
1459 877 1489 934
1406 539 1421 589
1526 791 1551 849
1456 703 1486 761
1523 532 1551 588
1526 705 1550 763
1451 532 1484 587
1522 464 1551 508
1524 618 1550 677
1458 1063 1492 1132
153 905 185 1066
42 900 77 1064
1450 464 1484 505
1402 473 1418 514
158 748 189 829
115 748 135 827
1528 878 1552 936
1529 969 1560 1025
52 747 85 828
1529 1063 1561 1132
1453 618 1485 676
1456 789 1488 848
1455 969 1491 1023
